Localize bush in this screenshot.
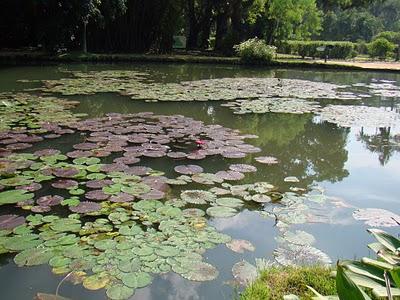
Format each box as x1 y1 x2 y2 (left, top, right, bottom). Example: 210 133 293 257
373 31 400 44
356 40 368 55
279 41 356 59
368 37 396 59
234 38 276 63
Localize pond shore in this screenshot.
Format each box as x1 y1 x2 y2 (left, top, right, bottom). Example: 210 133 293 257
1 51 400 73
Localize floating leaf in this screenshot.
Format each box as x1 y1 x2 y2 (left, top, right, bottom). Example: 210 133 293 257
174 165 204 175
37 195 63 207
0 189 34 205
226 239 255 253
255 156 279 165
69 201 101 214
232 260 258 286
106 284 134 300
215 171 245 181
14 247 55 266
274 244 332 266
181 190 216 204
121 272 152 288
284 176 300 183
215 197 244 208
229 164 257 173
206 206 237 218
192 173 224 185
180 261 219 282
280 230 316 246
83 273 110 290
353 208 400 227
0 214 25 229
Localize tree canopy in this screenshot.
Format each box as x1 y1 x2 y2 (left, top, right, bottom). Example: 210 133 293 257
0 0 395 53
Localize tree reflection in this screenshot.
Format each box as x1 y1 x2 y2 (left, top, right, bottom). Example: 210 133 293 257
236 113 350 188
357 127 400 166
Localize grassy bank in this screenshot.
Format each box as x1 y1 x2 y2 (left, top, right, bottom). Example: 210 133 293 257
240 266 336 300
1 51 400 73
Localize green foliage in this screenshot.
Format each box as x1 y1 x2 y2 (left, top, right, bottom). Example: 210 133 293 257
368 38 396 59
241 265 336 300
280 40 356 59
247 0 322 43
234 38 276 63
320 9 383 42
373 31 400 44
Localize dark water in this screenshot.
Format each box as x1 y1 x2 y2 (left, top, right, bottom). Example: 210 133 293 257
0 63 400 300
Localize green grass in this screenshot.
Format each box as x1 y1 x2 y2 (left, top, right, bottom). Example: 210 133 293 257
240 266 337 300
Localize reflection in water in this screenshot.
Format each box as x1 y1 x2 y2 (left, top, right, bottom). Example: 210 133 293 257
1 63 400 300
358 127 400 165
239 114 350 187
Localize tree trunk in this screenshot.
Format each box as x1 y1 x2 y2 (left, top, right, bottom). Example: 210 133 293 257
198 0 213 49
214 10 228 51
230 0 242 44
82 20 88 53
186 0 199 49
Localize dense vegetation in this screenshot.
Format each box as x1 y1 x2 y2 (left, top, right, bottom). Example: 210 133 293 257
1 0 397 56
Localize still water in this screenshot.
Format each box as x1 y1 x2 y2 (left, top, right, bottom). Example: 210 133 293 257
0 63 399 300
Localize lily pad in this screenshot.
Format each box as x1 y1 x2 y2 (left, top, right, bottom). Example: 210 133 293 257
0 190 34 205
255 156 279 165
181 190 216 204
226 239 255 253
37 195 63 207
192 173 224 185
206 206 237 218
69 201 101 214
14 248 54 266
274 244 332 266
180 261 219 282
215 171 245 181
215 197 244 208
229 164 257 173
0 214 25 229
232 260 258 286
353 208 400 227
174 165 204 175
106 284 134 300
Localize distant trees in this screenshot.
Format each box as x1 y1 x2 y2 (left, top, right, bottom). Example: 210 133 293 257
0 0 397 54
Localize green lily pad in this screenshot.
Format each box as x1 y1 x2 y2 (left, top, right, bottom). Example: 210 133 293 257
14 248 55 266
106 284 134 300
94 239 117 251
121 272 152 288
215 197 244 208
180 261 219 282
206 206 237 218
4 234 41 251
155 245 180 257
181 190 216 205
0 176 32 187
118 258 141 273
0 190 34 205
49 256 71 268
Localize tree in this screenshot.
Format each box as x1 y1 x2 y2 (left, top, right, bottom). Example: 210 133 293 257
320 8 383 42
247 0 322 44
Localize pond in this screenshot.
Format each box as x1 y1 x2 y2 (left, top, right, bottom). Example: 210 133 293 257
0 63 400 300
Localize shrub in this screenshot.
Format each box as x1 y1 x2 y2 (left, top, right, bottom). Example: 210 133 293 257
278 41 356 59
368 37 396 59
373 31 400 44
234 38 276 63
356 40 369 55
